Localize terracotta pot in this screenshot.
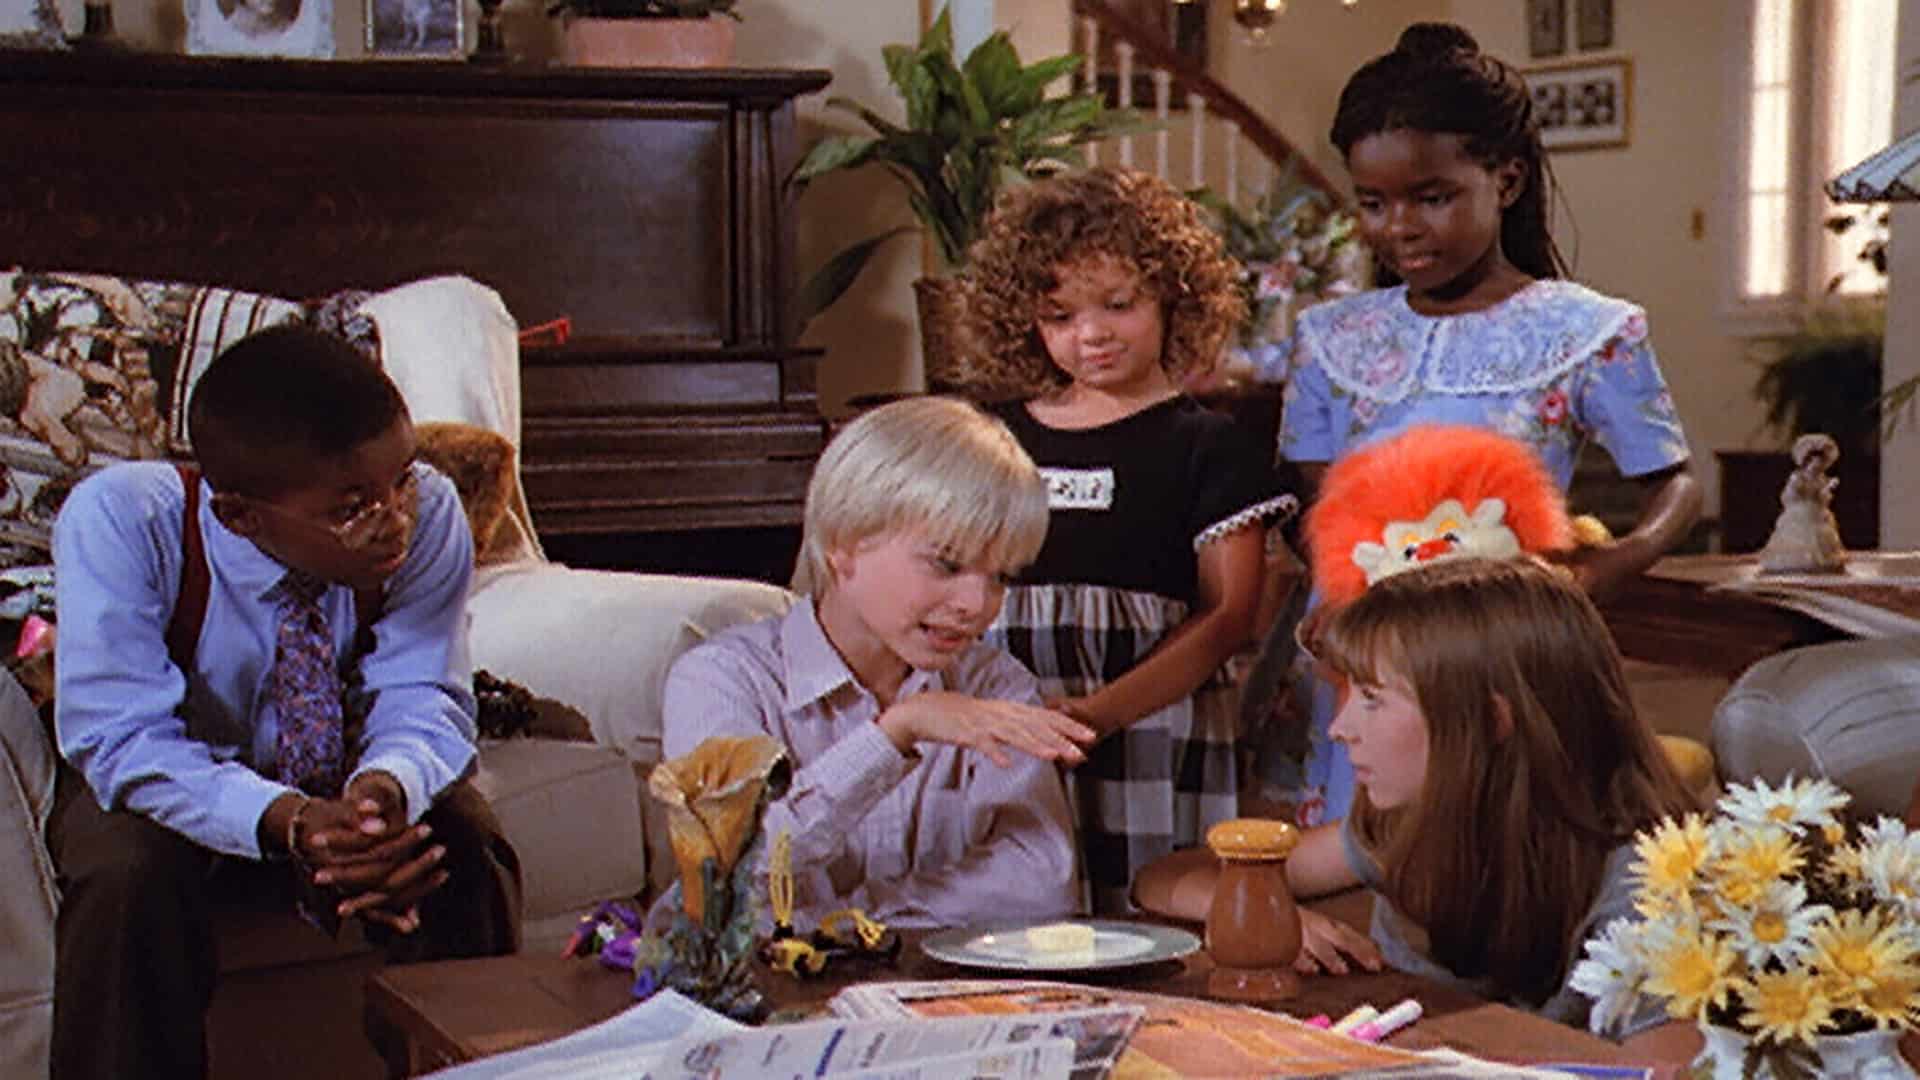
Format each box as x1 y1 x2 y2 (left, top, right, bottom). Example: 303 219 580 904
560 16 736 68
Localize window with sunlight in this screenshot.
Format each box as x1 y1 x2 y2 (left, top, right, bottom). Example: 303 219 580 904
1737 0 1896 310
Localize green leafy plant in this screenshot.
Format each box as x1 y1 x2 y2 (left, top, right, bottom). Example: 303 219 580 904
1750 306 1886 454
544 0 739 19
789 6 1147 329
1750 207 1901 449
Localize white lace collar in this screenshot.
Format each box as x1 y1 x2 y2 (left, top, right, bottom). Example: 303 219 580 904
1296 280 1640 406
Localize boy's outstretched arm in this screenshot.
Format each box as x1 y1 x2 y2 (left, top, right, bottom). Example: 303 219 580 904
664 635 1089 926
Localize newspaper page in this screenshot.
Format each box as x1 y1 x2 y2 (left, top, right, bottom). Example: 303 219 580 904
644 1008 1141 1080
426 988 1135 1080
426 988 746 1080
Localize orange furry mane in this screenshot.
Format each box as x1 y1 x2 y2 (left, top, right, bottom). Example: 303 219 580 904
1304 424 1574 605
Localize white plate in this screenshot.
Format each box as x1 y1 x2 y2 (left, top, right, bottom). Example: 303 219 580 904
921 920 1201 973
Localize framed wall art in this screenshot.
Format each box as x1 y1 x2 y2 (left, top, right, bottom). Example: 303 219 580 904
366 0 463 57
1575 0 1614 51
188 0 336 57
1526 0 1566 59
1526 57 1631 152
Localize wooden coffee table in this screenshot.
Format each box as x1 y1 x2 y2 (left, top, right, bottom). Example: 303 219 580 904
365 907 1648 1075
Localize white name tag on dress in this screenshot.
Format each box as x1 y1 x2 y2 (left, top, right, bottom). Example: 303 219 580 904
1041 467 1114 510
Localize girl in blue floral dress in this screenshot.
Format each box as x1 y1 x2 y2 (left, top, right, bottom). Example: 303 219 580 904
1253 23 1703 826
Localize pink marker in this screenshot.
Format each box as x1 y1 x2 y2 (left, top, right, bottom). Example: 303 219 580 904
1351 998 1423 1042
1303 1014 1332 1029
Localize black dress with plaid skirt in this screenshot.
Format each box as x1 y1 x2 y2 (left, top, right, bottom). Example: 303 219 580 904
985 396 1296 914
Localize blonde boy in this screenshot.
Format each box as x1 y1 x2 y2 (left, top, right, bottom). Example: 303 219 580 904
663 396 1092 928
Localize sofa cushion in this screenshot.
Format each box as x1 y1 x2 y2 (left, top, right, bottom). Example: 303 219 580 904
467 565 794 764
474 736 648 953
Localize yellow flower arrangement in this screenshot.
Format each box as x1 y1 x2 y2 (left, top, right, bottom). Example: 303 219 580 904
1574 777 1920 1052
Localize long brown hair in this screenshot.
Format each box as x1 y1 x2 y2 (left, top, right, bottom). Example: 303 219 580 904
1320 557 1697 1005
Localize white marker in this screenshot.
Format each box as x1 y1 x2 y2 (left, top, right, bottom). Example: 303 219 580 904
1351 998 1424 1042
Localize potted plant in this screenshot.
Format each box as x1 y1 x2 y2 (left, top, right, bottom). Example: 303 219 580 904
545 0 740 68
788 6 1144 385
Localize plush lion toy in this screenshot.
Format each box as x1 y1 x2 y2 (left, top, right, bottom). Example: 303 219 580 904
1304 424 1577 606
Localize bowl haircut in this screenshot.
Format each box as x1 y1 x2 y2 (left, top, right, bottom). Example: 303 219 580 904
792 396 1048 596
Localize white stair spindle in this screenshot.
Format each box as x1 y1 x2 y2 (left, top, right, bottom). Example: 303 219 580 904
1153 68 1173 181
1188 94 1206 189
1116 41 1135 167
1226 126 1240 201
1082 15 1100 167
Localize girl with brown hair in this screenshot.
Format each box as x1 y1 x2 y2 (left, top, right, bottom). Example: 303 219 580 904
1283 556 1700 1044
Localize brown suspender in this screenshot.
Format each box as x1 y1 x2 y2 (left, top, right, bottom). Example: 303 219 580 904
164 463 384 671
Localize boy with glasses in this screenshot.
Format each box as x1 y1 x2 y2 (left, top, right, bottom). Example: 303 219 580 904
48 324 520 1080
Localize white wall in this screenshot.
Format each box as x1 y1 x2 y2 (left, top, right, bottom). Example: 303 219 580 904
1881 1 1920 545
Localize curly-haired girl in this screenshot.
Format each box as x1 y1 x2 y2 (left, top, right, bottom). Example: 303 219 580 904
963 165 1299 913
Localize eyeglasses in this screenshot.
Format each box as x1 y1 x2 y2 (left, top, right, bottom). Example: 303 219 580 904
250 464 421 550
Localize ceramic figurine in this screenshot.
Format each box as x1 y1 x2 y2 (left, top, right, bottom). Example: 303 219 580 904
1758 433 1847 574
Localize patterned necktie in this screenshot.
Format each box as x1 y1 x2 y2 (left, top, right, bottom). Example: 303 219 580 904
266 570 346 798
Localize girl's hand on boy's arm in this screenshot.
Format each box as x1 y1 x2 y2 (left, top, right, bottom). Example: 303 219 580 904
1294 908 1384 975
876 691 1095 768
1062 526 1267 736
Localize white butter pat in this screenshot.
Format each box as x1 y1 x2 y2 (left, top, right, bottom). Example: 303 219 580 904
1024 922 1096 964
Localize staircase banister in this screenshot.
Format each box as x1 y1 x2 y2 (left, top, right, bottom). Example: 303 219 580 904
1070 0 1343 200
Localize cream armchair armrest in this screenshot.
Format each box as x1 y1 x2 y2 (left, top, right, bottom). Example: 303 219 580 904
466 563 795 766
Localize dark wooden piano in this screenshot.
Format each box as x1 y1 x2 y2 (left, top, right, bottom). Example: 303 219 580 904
0 49 829 579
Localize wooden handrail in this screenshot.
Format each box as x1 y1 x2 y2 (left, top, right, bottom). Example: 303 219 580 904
1070 0 1341 200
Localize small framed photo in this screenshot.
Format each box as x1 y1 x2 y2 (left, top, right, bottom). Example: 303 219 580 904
187 0 336 57
1526 0 1566 59
1575 0 1614 51
366 0 463 57
1527 58 1632 152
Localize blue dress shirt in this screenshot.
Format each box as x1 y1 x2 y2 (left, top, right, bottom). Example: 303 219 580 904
53 460 478 859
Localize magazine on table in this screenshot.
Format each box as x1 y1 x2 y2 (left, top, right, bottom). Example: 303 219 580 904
830 980 1632 1079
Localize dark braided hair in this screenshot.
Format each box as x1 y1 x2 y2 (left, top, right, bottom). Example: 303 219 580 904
1331 22 1568 284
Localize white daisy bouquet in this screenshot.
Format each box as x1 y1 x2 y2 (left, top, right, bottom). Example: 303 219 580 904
1573 777 1920 1057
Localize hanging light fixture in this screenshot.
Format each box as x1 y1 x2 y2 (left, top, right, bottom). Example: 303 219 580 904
1232 0 1358 46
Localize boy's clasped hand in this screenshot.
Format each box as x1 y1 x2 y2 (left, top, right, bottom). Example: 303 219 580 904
285 770 449 933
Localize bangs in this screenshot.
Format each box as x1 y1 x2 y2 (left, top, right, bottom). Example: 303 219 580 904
889 462 1048 575
1318 605 1406 692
